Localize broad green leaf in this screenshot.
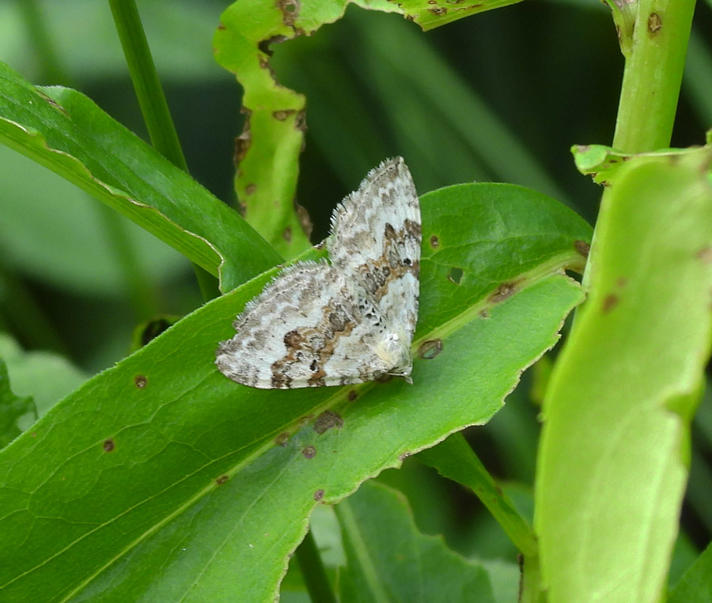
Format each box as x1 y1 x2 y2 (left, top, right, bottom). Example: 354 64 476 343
0 183 589 601
668 541 712 602
0 61 282 293
0 355 33 449
0 333 86 421
213 0 524 257
418 432 537 557
535 147 712 601
335 480 495 602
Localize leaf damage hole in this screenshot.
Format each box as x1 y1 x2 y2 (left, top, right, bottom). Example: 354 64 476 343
139 318 173 346
447 267 463 285
103 439 115 452
602 293 619 313
216 475 229 485
313 410 344 434
313 489 325 501
430 235 440 249
258 35 287 56
574 240 591 258
418 339 443 360
134 375 147 389
430 6 447 14
302 445 317 459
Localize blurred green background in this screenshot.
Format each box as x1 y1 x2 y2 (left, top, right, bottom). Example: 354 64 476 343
1 0 710 585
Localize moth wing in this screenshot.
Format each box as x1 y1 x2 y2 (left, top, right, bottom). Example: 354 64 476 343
216 263 390 389
328 157 421 342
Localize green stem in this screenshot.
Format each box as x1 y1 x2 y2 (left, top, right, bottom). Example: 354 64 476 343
612 0 696 153
108 0 220 300
294 528 337 603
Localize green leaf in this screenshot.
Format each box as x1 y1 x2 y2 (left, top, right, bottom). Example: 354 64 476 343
535 147 712 600
668 541 712 602
418 433 537 557
213 0 524 257
0 333 87 420
335 481 496 602
0 354 33 449
0 183 589 601
0 61 282 292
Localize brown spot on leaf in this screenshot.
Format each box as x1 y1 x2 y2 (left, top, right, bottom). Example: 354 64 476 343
103 439 115 452
245 183 256 195
302 445 317 459
234 132 251 164
217 23 226 30
275 432 290 447
273 109 295 121
348 390 358 402
447 267 463 285
696 246 712 264
277 0 299 27
479 309 490 319
283 226 292 243
574 240 590 257
314 489 324 501
216 475 229 485
313 410 343 434
134 375 147 389
418 339 443 360
430 235 440 248
430 6 447 14
602 293 619 313
617 277 628 287
295 201 313 239
648 12 662 34
489 281 518 303
294 110 307 132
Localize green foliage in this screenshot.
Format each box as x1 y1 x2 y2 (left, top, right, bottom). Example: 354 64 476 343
0 179 585 600
0 0 711 601
535 144 712 601
336 481 496 601
0 62 281 292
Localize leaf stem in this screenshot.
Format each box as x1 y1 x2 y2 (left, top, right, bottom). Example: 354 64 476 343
612 0 696 153
108 0 220 299
294 528 337 603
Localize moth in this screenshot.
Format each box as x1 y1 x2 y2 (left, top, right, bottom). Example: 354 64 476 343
216 157 421 389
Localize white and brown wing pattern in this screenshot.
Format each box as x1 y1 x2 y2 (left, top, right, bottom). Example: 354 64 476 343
215 158 421 389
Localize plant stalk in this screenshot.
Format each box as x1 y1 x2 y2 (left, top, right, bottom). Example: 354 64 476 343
108 0 220 300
